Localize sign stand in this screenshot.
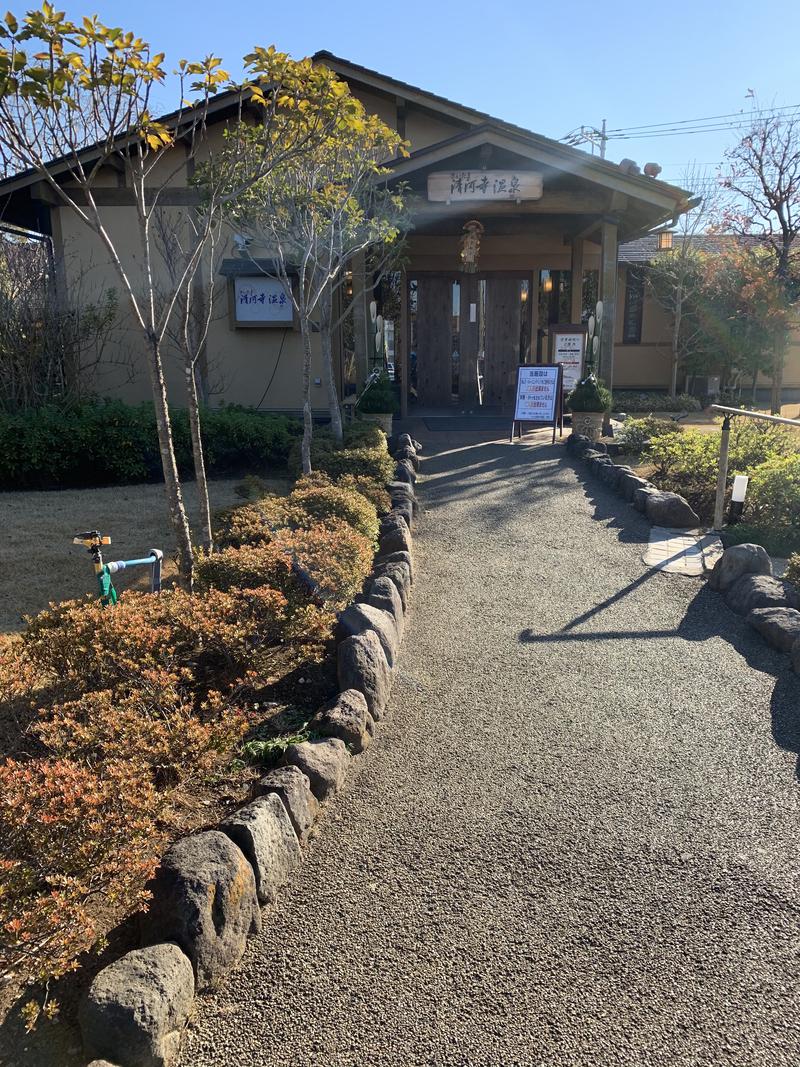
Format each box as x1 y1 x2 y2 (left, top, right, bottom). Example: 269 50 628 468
510 363 564 444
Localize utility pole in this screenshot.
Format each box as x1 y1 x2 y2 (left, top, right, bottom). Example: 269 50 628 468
600 118 607 159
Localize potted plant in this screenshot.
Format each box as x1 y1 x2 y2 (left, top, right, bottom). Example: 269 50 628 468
566 300 612 441
566 373 613 442
356 369 399 434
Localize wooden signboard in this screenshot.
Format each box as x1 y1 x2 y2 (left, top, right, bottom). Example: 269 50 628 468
233 276 294 327
427 169 543 203
550 325 587 394
510 363 563 443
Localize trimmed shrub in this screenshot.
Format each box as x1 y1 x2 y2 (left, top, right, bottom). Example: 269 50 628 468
613 391 702 413
745 454 800 529
0 756 163 987
285 476 380 544
213 495 289 549
287 423 394 484
0 401 302 490
337 473 391 515
786 553 800 589
615 415 683 455
274 519 374 609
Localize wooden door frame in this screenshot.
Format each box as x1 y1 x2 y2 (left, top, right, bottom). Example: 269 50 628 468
404 269 534 413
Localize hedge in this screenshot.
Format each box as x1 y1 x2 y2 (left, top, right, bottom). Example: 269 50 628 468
613 391 702 413
0 400 303 490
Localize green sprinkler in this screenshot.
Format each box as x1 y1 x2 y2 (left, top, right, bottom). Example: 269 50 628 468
73 531 163 606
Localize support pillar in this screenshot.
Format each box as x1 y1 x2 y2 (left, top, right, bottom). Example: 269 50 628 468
569 238 584 325
599 220 618 390
351 251 371 391
399 269 409 418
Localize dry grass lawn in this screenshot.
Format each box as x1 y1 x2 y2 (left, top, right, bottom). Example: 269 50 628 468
0 477 288 633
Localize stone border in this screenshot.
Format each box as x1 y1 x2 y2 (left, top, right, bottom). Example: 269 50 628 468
80 432 422 1067
565 432 800 675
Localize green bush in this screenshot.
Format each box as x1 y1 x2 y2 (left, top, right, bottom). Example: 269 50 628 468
285 476 380 544
613 391 702 413
565 375 612 413
0 401 302 490
357 371 399 414
648 421 799 523
745 454 800 529
786 553 800 589
615 416 683 455
213 495 289 549
721 524 800 560
288 423 394 484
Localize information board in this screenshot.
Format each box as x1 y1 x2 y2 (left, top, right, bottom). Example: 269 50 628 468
550 326 586 394
233 276 293 326
511 363 563 443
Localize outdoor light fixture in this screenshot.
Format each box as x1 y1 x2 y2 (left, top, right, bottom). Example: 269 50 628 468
728 474 749 524
543 275 554 293
657 231 674 251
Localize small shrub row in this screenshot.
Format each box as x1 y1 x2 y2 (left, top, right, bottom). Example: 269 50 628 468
287 421 395 485
614 415 684 455
613 391 702 413
0 400 302 490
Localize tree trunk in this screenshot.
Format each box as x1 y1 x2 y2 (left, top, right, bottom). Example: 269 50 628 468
145 336 194 589
299 315 314 476
185 359 213 553
670 283 682 398
319 284 343 444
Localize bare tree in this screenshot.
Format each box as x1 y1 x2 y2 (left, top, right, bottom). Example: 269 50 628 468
721 103 800 412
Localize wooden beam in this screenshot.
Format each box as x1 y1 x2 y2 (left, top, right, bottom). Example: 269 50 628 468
36 187 203 207
411 192 610 218
570 238 584 323
599 220 618 390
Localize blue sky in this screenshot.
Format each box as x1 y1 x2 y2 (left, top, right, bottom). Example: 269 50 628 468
59 0 800 187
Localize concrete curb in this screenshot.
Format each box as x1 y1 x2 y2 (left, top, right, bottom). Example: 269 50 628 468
79 435 422 1067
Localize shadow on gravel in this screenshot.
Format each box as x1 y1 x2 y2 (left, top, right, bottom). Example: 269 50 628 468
520 552 800 780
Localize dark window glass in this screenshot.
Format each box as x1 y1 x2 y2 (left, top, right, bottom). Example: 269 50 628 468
622 267 645 344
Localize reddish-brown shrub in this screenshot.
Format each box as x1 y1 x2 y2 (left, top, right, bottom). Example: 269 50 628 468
275 518 373 609
213 495 288 549
0 757 163 986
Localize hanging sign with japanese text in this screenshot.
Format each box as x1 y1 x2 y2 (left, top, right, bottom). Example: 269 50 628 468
233 276 293 326
550 326 587 393
427 170 543 203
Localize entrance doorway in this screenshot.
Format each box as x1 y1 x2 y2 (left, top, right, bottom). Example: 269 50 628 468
410 273 531 410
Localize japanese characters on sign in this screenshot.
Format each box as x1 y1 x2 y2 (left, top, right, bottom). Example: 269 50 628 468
513 364 560 423
427 170 543 203
551 330 587 393
233 276 293 325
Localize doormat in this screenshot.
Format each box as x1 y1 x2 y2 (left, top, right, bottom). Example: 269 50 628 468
423 417 510 432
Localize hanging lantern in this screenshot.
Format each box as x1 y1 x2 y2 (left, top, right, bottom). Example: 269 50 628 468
460 219 484 273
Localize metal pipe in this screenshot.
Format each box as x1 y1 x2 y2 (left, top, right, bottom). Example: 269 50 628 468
713 415 732 531
710 404 800 428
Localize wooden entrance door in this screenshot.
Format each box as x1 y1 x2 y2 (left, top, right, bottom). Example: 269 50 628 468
483 276 526 410
415 275 455 407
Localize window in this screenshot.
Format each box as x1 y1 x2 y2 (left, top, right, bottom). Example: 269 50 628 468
622 267 645 344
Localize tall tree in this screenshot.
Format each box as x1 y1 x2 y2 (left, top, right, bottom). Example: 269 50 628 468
216 69 407 468
645 167 718 397
721 104 800 412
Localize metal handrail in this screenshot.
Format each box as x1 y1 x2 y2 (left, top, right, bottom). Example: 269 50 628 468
709 404 800 531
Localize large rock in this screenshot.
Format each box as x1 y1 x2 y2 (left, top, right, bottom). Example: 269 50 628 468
366 575 405 635
309 689 374 753
391 501 415 531
394 445 419 471
644 490 700 528
566 433 592 456
371 560 412 610
221 794 301 906
336 602 398 666
251 765 318 842
338 631 393 721
378 519 412 557
386 480 415 500
725 575 800 616
376 549 414 582
396 433 414 451
618 473 652 503
708 543 772 592
746 607 800 652
633 484 661 513
393 460 416 485
80 944 193 1067
284 738 350 801
142 831 260 991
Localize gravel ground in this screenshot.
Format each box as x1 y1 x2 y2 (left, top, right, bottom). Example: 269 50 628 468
180 426 800 1067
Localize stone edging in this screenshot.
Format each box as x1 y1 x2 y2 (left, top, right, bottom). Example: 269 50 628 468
79 433 422 1067
565 432 800 675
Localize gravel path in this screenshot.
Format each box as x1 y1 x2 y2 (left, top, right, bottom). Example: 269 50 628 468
180 428 800 1067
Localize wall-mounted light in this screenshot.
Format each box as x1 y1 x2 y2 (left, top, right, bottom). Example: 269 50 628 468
657 231 674 251
543 275 554 293
728 474 749 524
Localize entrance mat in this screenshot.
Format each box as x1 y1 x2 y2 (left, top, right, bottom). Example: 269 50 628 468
423 417 511 432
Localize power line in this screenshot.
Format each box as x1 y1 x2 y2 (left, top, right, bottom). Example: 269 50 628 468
605 102 800 135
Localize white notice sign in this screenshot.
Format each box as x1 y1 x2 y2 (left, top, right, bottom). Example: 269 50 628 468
552 331 586 393
234 276 293 324
514 364 560 423
427 169 543 203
